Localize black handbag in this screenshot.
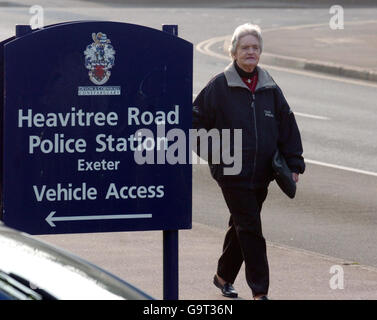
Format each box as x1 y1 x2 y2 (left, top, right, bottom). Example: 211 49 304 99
272 150 296 199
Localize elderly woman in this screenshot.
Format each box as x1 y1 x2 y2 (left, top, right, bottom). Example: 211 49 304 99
193 23 305 300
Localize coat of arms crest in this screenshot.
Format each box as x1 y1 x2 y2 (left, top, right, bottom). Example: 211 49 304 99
84 32 115 85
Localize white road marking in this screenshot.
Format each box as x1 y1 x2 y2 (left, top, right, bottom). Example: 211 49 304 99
192 153 377 177
193 94 330 121
305 159 377 177
294 112 330 120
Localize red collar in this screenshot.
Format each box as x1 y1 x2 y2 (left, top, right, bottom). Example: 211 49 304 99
241 72 258 93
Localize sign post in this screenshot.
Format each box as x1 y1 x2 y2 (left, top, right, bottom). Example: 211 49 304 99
162 24 179 301
1 21 192 300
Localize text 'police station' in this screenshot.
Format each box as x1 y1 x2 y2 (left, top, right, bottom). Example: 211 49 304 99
17 106 180 154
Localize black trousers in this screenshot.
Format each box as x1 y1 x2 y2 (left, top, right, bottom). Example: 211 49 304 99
217 187 269 296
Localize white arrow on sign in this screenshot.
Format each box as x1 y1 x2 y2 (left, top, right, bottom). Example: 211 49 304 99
46 211 153 227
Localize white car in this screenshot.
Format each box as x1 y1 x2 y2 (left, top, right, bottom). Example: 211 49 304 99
0 222 153 300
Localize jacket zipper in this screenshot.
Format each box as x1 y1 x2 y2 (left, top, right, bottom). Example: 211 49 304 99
251 93 258 183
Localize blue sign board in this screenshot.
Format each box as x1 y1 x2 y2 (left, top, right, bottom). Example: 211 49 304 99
1 21 193 235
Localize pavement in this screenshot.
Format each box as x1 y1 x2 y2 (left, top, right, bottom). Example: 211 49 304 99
38 222 377 300
30 3 377 301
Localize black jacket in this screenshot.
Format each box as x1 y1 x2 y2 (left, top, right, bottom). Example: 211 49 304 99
193 63 305 189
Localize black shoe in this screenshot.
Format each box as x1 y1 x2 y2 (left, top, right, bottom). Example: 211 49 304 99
213 275 238 298
254 295 269 300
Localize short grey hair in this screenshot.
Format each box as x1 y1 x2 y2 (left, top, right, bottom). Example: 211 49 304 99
229 23 263 59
